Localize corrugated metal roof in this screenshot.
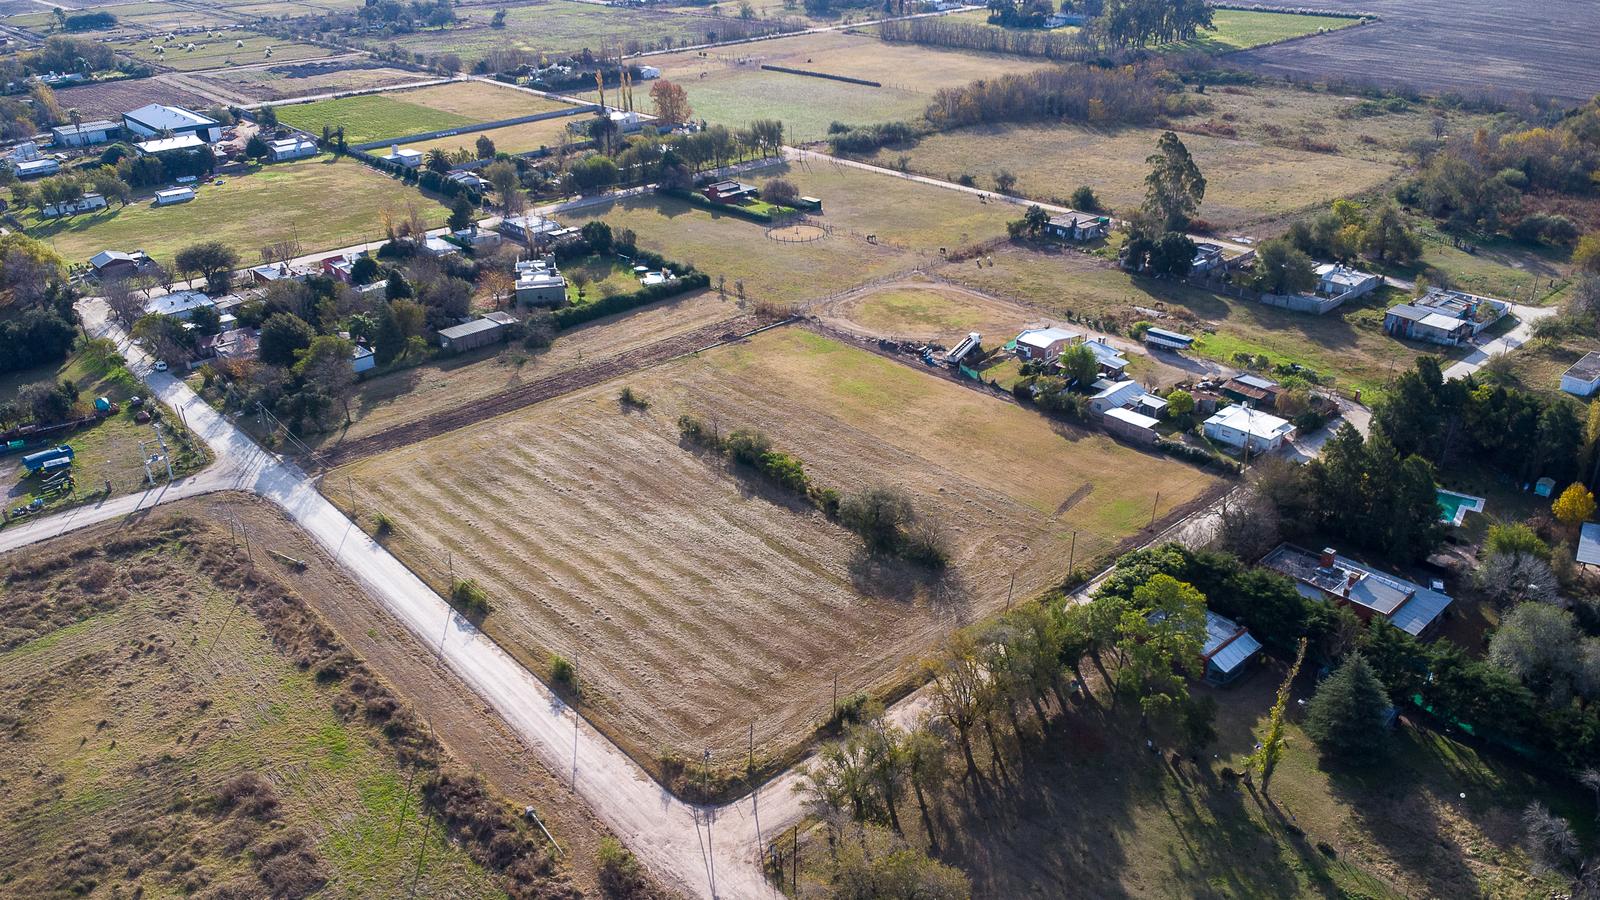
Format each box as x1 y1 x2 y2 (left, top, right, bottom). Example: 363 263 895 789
1104 407 1158 429
1578 523 1600 566
1203 610 1261 674
1388 587 1453 637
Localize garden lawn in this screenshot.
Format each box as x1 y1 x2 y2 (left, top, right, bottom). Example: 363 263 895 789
19 156 447 266
562 159 1018 304
936 245 1446 400
561 255 642 305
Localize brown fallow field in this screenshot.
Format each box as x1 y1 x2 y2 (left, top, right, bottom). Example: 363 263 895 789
336 327 1221 785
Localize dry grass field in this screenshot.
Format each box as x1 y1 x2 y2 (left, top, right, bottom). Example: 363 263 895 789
402 114 580 157
108 30 334 72
863 122 1400 231
1232 0 1600 101
607 31 1049 140
337 327 1219 778
819 278 1040 342
0 510 508 898
377 2 730 65
193 61 429 103
563 159 1018 305
311 289 740 448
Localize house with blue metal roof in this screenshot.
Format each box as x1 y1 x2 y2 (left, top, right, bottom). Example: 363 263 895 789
1202 611 1262 685
1577 522 1600 568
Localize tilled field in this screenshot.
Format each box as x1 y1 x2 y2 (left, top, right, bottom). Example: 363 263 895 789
337 327 1220 778
1230 0 1600 102
318 303 759 464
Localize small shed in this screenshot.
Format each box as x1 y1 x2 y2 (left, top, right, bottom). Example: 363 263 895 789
155 186 196 206
1202 611 1261 685
437 311 517 353
1561 352 1600 398
1102 407 1159 445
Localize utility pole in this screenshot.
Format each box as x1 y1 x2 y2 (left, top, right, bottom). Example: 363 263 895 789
1149 490 1161 530
1068 530 1077 575
408 815 432 897
831 674 838 721
1005 569 1015 611
747 721 754 777
348 474 357 520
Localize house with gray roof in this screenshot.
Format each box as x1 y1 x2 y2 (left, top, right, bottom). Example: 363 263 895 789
1261 544 1453 638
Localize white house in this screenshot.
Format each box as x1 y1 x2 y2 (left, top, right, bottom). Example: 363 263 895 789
42 192 107 217
267 137 318 162
1315 263 1380 300
51 119 119 148
1014 326 1082 362
123 104 221 142
144 290 215 319
154 186 196 206
422 235 459 257
515 259 567 306
13 157 60 178
382 144 424 168
1204 404 1295 454
1561 351 1600 398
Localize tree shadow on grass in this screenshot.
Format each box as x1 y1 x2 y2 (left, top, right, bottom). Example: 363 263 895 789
845 547 973 617
1320 728 1487 900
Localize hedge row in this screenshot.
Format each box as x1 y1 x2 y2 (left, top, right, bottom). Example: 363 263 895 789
758 64 880 87
551 271 710 329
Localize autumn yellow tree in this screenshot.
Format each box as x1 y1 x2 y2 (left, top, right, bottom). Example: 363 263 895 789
1553 483 1596 529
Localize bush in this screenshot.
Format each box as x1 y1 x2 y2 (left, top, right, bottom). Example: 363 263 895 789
618 386 650 409
549 652 575 688
838 487 948 570
371 512 395 536
1070 184 1100 211
677 414 719 448
450 578 490 615
1305 652 1390 763
596 837 647 897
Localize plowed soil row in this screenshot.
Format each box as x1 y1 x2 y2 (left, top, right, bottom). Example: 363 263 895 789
317 314 767 466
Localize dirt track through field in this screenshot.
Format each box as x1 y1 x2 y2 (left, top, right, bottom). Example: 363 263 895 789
317 314 765 466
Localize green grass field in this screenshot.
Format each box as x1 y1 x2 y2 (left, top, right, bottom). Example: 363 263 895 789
18 156 448 267
277 81 573 144
109 30 333 72
563 159 1018 304
1166 8 1361 53
595 31 1049 139
0 516 503 897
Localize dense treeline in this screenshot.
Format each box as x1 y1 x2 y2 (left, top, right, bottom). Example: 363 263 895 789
926 63 1189 130
879 18 1088 60
1373 357 1584 485
1400 97 1600 240
0 234 74 376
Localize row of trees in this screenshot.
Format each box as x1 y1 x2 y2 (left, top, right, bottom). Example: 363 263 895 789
1282 199 1422 267
924 62 1188 131
11 169 132 214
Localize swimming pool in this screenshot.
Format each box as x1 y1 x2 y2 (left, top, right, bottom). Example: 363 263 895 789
1437 489 1486 526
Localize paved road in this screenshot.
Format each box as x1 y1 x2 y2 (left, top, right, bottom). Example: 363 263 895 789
0 298 786 899
1442 303 1558 380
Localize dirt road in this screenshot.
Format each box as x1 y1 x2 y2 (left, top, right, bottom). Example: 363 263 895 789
0 298 786 899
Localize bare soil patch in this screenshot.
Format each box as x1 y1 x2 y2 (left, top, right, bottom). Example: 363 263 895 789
1232 0 1600 102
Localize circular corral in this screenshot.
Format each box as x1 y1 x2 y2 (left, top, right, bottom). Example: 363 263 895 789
766 223 828 243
